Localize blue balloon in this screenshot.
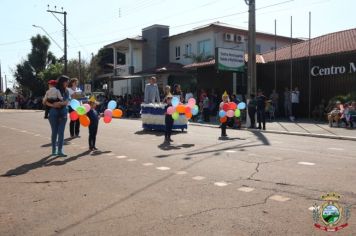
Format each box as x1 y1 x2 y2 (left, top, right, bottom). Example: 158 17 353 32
238 102 246 110
107 100 117 110
192 107 199 116
219 110 226 118
70 99 80 110
172 97 179 107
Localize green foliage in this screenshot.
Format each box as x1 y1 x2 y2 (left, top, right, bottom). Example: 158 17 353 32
329 92 356 104
14 34 58 97
39 63 63 83
184 53 214 63
66 59 91 84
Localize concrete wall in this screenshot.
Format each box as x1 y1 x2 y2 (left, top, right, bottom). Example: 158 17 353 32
142 25 169 70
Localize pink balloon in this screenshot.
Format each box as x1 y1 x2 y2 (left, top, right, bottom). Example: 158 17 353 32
83 104 91 113
226 110 234 118
104 109 113 117
188 98 196 108
167 106 175 115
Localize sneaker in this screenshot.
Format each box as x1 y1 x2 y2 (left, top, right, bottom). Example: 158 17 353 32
93 147 98 150
168 139 173 142
51 150 57 156
57 152 67 157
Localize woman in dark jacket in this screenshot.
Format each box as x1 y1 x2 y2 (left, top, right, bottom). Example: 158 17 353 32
45 75 70 157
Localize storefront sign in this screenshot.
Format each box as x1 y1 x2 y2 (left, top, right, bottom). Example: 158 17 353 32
215 48 245 72
311 62 356 77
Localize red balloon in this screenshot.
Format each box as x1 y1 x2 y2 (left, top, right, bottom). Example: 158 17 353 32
185 106 191 114
103 116 112 124
229 102 237 110
223 103 230 112
70 111 79 121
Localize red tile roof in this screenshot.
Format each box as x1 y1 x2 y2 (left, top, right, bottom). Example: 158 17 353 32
262 28 356 63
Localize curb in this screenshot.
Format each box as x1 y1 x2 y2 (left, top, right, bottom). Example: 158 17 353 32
189 122 356 141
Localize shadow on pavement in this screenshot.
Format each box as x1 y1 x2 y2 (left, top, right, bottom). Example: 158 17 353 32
135 130 183 137
1 155 57 177
157 142 195 153
250 130 270 146
0 149 97 176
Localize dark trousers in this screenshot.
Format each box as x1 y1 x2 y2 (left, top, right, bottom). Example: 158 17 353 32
292 103 298 118
88 126 98 148
221 122 227 136
70 119 80 137
165 119 174 139
203 108 210 122
248 108 256 128
257 110 266 129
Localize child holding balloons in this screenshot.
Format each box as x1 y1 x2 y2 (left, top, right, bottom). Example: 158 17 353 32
87 99 101 151
165 93 174 143
219 92 230 138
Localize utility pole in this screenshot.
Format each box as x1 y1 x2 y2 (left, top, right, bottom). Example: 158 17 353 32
47 5 67 74
245 0 256 97
78 51 81 84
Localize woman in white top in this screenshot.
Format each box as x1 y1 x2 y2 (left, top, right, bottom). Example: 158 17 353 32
68 78 83 137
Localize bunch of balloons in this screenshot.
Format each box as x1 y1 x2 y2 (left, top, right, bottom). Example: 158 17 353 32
69 99 123 127
103 100 123 124
167 97 199 120
218 101 246 123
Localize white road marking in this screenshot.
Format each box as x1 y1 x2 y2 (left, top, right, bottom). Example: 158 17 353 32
34 134 41 137
142 163 154 166
176 171 187 175
156 166 171 170
214 181 229 187
225 150 236 153
269 195 290 202
116 155 127 159
1 125 7 128
192 176 206 181
248 153 258 157
127 159 137 162
238 187 255 192
298 162 315 166
327 147 344 151
106 153 115 156
21 130 27 133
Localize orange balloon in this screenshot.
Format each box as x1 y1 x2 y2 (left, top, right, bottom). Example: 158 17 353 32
176 104 186 114
185 112 192 119
220 116 227 123
112 109 123 118
79 115 90 127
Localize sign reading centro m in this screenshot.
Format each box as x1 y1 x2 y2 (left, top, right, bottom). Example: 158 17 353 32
215 47 245 72
311 62 356 77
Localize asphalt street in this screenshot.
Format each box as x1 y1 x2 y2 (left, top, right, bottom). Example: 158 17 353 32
0 110 355 236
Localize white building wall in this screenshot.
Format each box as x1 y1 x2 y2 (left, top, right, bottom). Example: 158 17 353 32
169 28 292 65
169 31 215 65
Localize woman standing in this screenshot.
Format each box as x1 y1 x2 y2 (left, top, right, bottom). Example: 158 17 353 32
173 84 183 102
67 78 82 137
45 75 70 157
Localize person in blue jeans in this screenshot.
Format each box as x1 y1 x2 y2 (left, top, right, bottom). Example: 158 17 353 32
44 75 70 157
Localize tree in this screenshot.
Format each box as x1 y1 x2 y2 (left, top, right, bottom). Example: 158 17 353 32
66 59 91 84
14 34 57 97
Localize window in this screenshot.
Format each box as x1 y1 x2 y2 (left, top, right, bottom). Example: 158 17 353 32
175 46 181 60
185 43 192 56
256 44 261 53
197 39 212 57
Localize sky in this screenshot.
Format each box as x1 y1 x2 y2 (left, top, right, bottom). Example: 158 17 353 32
1 0 355 90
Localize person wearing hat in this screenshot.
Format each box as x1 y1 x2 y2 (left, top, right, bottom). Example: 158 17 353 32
164 93 174 142
87 96 101 151
43 80 63 119
256 89 267 130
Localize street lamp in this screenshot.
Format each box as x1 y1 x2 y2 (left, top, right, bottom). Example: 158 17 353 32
32 24 64 52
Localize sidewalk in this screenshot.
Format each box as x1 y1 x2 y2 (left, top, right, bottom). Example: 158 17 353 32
190 118 356 141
